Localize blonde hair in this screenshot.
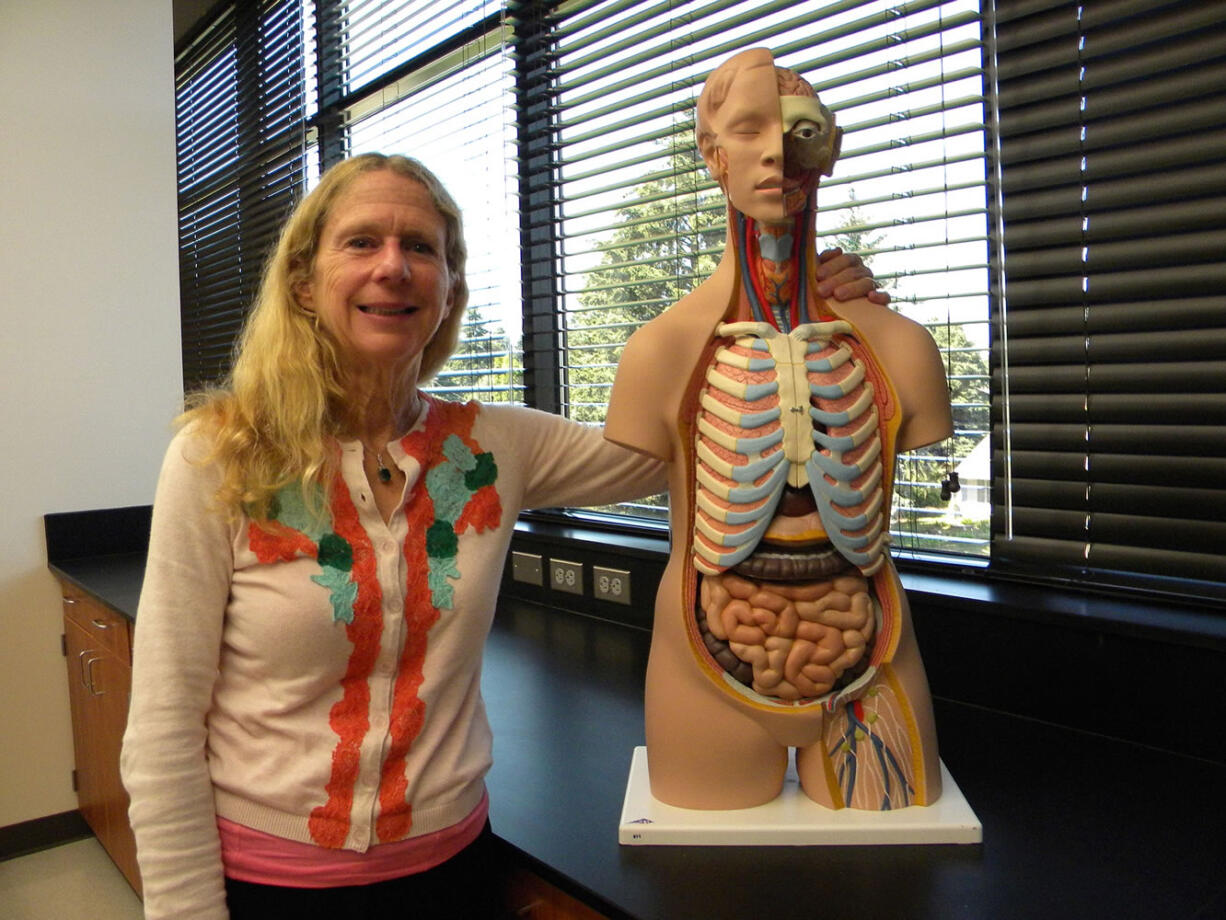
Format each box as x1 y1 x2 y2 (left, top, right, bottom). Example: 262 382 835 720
180 153 469 520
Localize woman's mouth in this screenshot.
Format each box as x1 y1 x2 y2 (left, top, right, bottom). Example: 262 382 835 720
358 304 415 316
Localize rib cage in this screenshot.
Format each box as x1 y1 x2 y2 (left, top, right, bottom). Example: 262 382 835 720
693 321 888 577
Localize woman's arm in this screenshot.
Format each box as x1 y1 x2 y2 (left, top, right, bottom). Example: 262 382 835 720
487 405 667 510
121 429 235 920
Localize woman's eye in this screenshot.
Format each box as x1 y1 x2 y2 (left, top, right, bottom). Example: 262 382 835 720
347 236 376 249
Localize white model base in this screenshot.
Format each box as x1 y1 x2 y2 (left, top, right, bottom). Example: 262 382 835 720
618 746 982 846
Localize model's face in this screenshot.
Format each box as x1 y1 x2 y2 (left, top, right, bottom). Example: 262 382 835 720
297 170 454 375
707 64 833 224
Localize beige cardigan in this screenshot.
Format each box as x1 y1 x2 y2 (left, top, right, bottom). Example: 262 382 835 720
122 397 664 919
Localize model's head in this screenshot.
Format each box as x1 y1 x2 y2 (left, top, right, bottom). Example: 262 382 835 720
696 48 842 223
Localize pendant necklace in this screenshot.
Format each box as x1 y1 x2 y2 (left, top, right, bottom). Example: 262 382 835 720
366 446 393 484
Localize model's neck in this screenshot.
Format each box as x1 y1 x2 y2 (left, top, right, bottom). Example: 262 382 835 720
736 210 814 331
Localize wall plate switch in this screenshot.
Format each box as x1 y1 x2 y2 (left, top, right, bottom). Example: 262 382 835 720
511 551 543 586
593 566 631 605
549 559 584 595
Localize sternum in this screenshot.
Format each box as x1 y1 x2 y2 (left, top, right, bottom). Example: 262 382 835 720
766 332 818 486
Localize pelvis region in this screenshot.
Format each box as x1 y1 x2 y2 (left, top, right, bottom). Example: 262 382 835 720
691 320 894 706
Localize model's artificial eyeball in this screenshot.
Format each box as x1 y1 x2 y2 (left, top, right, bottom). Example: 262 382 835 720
785 119 833 171
788 119 825 142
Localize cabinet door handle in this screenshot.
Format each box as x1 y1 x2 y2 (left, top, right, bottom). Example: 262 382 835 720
63 597 78 605
77 650 93 689
84 656 106 696
91 618 111 630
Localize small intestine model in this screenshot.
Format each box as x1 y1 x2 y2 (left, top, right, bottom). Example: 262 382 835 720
605 48 954 811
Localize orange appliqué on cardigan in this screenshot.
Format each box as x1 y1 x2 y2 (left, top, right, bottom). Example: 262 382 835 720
375 397 501 842
248 520 318 564
266 398 501 847
306 470 383 849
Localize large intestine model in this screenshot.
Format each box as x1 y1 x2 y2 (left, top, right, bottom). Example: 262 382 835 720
605 48 953 812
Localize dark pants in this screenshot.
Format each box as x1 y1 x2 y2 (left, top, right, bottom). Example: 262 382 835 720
223 823 512 920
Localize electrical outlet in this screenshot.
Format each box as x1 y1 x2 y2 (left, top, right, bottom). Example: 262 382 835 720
549 559 584 595
593 566 631 605
511 551 543 586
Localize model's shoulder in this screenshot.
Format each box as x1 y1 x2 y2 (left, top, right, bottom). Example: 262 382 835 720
829 297 925 337
623 283 729 366
834 299 941 366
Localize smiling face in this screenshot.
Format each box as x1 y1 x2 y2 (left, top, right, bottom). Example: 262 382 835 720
295 170 455 377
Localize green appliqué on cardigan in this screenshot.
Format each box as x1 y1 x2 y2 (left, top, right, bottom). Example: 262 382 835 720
257 417 500 623
269 487 326 541
266 485 358 625
313 532 357 624
423 434 498 609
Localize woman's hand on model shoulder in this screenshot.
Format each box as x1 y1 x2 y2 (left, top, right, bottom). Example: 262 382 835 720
816 248 890 306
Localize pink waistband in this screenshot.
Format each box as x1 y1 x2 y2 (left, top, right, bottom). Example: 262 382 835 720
218 792 489 888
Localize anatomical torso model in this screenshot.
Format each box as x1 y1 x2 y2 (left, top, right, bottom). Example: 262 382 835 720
605 48 953 811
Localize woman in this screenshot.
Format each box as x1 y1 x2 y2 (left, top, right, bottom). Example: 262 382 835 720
121 153 881 919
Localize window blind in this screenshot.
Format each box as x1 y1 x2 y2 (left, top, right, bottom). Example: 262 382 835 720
516 0 992 553
327 0 496 100
176 0 306 391
991 0 1226 600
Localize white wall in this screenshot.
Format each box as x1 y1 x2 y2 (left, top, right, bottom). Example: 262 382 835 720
0 0 182 827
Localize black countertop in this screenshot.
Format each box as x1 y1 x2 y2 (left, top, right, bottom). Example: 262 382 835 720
50 552 147 618
48 551 1226 920
485 600 1226 920
45 505 150 617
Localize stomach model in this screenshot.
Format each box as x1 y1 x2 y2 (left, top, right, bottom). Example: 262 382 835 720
689 318 904 711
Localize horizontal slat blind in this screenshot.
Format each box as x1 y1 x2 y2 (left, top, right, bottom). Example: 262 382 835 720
521 0 991 553
176 0 306 390
992 0 1226 598
329 0 494 100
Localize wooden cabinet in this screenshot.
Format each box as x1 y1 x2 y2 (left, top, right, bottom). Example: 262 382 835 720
60 582 142 896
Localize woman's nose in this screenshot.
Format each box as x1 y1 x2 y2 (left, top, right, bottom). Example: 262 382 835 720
374 241 410 281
